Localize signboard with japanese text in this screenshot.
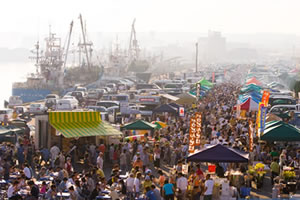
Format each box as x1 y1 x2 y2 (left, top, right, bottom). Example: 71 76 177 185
195 112 202 146
260 106 268 135
261 91 270 106
256 102 265 134
249 120 254 152
188 116 196 153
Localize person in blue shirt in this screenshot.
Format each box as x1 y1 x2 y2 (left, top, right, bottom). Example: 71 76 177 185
146 186 157 200
162 179 175 200
40 147 50 164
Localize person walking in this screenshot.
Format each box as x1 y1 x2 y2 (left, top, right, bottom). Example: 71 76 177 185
203 174 214 200
270 158 280 185
162 179 175 200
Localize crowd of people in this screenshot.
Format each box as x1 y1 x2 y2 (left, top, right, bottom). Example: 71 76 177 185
0 77 299 199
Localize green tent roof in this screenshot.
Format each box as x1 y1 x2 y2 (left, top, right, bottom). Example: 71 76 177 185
121 120 157 130
196 78 214 88
260 121 300 141
240 84 262 93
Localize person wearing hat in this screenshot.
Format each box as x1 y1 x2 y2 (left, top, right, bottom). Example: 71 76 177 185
144 175 153 192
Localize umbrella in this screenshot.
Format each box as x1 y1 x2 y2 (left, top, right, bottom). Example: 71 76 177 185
151 121 167 129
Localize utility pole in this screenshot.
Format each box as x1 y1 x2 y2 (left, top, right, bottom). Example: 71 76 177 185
195 42 198 73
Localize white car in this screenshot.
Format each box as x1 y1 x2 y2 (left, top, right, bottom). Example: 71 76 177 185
63 96 77 100
29 103 47 114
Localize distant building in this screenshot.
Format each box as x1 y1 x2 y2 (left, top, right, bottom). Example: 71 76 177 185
198 31 226 63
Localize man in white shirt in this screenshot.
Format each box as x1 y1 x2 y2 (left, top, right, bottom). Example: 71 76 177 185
7 181 20 199
97 152 103 169
133 173 142 197
176 173 188 199
126 173 135 194
23 164 32 179
204 174 214 200
50 144 60 167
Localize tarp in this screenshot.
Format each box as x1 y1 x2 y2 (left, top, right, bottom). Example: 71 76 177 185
49 111 122 138
121 120 157 130
261 121 300 141
234 97 259 111
153 104 178 113
175 93 197 105
238 93 261 104
160 94 179 102
168 102 182 110
246 77 262 86
197 78 214 88
240 91 262 101
240 84 262 94
187 144 249 163
266 113 282 122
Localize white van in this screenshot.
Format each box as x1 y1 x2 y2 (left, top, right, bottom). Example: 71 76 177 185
269 105 296 116
56 99 79 110
0 109 13 121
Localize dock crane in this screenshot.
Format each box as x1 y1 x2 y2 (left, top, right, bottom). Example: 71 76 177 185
128 18 140 62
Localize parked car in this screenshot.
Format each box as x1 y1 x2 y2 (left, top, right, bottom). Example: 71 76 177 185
105 83 117 93
46 94 59 99
75 86 87 93
0 109 13 122
96 101 120 109
29 103 47 114
45 98 57 110
56 99 79 110
63 96 77 100
15 106 28 114
71 91 86 104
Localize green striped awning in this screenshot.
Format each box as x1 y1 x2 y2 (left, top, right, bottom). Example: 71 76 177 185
49 111 122 138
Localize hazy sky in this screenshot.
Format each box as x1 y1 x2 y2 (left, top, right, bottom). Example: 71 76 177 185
2 0 300 35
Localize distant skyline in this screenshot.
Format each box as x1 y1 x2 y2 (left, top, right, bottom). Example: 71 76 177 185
1 0 300 35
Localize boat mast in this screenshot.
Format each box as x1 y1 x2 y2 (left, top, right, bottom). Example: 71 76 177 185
79 14 91 68
35 41 40 74
63 21 74 70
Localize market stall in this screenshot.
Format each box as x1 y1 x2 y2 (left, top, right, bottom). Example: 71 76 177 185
187 144 249 199
260 121 300 141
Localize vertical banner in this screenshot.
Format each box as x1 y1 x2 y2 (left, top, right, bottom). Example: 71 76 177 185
261 91 270 106
195 113 202 146
260 106 268 135
236 104 241 119
212 72 215 83
255 102 264 134
249 120 254 152
188 117 196 153
196 83 201 99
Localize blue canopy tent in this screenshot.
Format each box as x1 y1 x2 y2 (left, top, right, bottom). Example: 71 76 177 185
187 144 249 163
